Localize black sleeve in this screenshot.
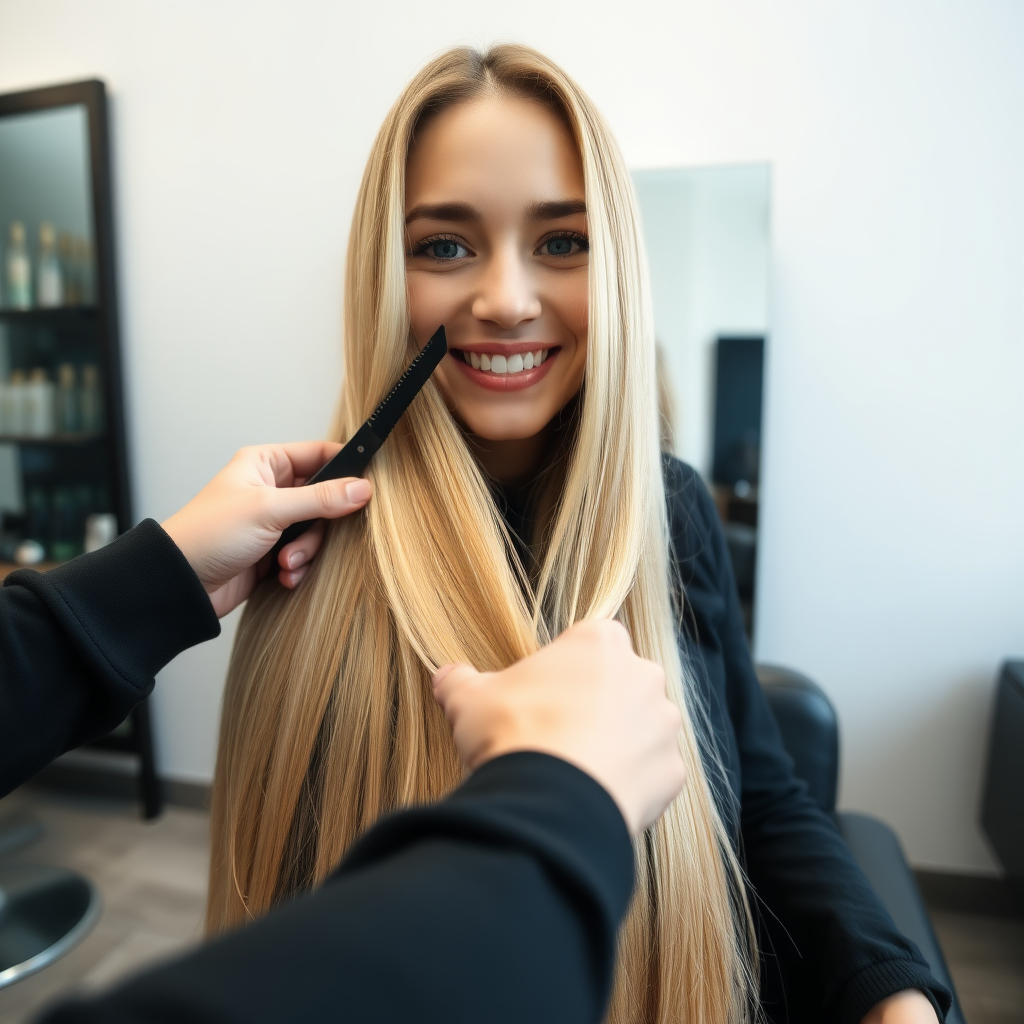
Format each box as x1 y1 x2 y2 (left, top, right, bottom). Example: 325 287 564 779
664 458 951 1024
38 751 635 1024
0 519 220 796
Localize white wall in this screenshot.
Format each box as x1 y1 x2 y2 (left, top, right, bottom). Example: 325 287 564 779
0 0 1020 873
633 165 769 477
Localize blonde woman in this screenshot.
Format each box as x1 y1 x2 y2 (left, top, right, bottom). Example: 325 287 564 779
209 45 948 1024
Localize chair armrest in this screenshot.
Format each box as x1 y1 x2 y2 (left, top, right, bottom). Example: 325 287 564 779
837 812 964 1024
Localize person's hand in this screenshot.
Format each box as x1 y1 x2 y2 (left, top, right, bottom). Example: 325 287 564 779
860 991 940 1024
431 619 686 836
161 442 372 617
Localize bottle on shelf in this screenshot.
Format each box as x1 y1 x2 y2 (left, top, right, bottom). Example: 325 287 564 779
57 363 80 434
25 368 55 437
2 369 28 436
4 222 32 310
26 486 48 555
36 222 64 308
79 364 103 433
50 486 82 561
78 238 95 305
59 232 78 305
84 512 117 552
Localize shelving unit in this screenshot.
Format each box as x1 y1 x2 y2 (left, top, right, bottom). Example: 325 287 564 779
0 82 131 570
1 80 157 819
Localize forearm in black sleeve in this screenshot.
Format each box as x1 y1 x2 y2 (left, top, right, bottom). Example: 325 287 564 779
38 752 636 1024
0 519 220 796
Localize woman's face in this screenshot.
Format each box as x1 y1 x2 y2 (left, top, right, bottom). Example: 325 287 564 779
405 93 588 445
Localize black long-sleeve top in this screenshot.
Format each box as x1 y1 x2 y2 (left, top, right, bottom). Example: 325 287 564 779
2 521 634 1024
662 457 950 1023
497 457 950 1023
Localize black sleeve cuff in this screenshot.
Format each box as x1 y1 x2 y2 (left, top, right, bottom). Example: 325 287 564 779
5 519 220 700
833 957 953 1024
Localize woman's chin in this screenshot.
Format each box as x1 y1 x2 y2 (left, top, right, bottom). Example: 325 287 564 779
461 417 553 443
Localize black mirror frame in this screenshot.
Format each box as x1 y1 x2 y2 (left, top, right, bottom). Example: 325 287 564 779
0 78 132 539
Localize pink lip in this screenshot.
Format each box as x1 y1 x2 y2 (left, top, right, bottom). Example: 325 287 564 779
449 350 558 392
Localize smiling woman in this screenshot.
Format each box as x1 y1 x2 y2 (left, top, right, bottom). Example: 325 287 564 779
206 44 755 1024
205 43 944 1024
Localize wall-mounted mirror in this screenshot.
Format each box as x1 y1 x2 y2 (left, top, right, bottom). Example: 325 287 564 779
632 164 770 639
0 80 130 572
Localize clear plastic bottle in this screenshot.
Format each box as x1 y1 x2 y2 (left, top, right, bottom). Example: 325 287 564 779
4 369 27 435
5 222 32 309
26 368 55 437
59 232 78 304
36 223 64 307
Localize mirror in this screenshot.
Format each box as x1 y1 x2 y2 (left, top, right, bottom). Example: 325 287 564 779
0 81 130 574
632 164 770 639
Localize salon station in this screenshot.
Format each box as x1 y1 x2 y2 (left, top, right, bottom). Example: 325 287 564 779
0 4 1021 1024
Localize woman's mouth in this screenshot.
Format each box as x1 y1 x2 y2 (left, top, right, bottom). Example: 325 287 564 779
449 345 560 392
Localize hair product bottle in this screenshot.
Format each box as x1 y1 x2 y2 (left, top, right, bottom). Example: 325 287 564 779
84 512 117 552
26 368 55 437
5 222 32 310
36 223 64 308
59 232 78 305
4 369 27 436
78 238 95 305
56 363 79 434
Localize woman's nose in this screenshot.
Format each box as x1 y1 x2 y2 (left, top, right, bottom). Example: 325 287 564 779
471 249 542 329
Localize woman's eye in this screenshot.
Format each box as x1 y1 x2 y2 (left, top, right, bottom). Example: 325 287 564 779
414 237 470 261
539 233 589 257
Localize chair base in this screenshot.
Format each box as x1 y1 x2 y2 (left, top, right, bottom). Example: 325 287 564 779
0 864 101 989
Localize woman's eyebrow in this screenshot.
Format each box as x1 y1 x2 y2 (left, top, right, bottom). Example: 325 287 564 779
405 201 479 224
528 199 587 220
404 199 588 225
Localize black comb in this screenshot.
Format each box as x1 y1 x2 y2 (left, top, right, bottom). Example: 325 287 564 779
271 325 448 558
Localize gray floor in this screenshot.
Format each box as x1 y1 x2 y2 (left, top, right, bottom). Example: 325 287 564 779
931 910 1024 1024
0 787 209 1024
0 786 1022 1024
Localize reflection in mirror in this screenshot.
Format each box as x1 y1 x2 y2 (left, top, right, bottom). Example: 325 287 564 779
633 165 770 639
0 95 113 570
0 105 95 311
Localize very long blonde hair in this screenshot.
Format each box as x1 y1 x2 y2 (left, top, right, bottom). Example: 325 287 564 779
208 44 756 1024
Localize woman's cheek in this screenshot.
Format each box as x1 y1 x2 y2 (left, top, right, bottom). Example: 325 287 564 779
407 272 459 343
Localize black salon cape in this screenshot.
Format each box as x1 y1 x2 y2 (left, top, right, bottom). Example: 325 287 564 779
0 521 632 1024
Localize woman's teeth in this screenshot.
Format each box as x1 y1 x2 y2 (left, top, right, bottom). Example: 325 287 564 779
466 349 549 374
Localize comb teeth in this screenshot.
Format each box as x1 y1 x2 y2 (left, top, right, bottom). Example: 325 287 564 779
367 328 446 424
369 346 433 422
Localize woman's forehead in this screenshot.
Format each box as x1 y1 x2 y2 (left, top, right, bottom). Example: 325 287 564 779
405 93 584 213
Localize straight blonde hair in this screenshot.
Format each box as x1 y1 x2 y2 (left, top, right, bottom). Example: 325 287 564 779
208 44 756 1024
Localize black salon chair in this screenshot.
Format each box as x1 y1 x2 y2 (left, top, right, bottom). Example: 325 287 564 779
0 815 100 989
756 665 965 1024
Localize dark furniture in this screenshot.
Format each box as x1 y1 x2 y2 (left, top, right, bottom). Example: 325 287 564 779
0 80 160 820
757 664 964 1024
981 660 1024 906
